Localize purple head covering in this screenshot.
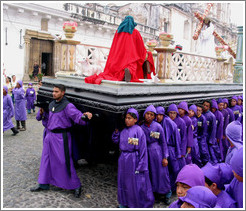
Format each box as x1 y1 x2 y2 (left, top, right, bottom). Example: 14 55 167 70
217 98 224 104
222 98 229 105
211 100 218 109
217 163 234 185
176 164 205 187
17 80 23 87
127 108 139 121
143 105 156 117
231 95 238 102
156 106 165 115
225 120 242 148
189 104 197 115
230 146 243 178
179 186 217 208
167 104 179 113
201 162 224 190
28 83 33 86
3 85 8 93
177 101 189 113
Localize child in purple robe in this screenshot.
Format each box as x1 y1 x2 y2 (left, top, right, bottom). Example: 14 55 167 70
202 100 218 164
179 186 217 208
169 164 205 208
230 95 242 120
3 86 19 135
217 98 230 160
201 162 236 208
237 95 243 113
156 106 181 202
211 100 223 162
12 80 27 131
226 147 243 208
196 104 210 165
222 98 235 123
178 101 194 165
140 105 171 204
167 104 186 170
30 84 93 198
188 104 202 167
112 108 154 208
25 83 36 114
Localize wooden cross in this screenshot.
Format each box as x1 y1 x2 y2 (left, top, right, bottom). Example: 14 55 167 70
193 3 236 58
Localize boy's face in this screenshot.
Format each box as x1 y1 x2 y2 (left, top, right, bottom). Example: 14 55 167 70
211 107 216 113
156 114 164 123
178 108 186 117
144 111 155 124
16 83 21 88
231 99 237 107
224 103 228 108
188 109 195 118
203 102 210 112
169 111 177 120
176 182 191 198
218 103 224 111
3 88 7 95
125 114 137 127
197 106 203 116
238 99 242 105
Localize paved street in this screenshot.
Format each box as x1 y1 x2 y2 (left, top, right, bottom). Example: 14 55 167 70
2 112 177 209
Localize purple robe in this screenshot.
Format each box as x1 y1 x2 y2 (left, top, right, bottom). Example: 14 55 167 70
196 114 210 164
38 102 86 190
3 86 14 131
25 87 36 110
230 105 242 120
12 80 27 121
156 106 181 191
215 190 236 208
36 109 49 140
203 110 218 164
112 124 154 208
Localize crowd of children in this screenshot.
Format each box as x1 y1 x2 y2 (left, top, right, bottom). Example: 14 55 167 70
112 95 243 208
3 79 37 134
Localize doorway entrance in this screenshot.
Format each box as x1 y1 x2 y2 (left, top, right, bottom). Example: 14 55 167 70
41 53 52 76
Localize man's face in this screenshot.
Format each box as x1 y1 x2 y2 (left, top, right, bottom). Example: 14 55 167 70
168 111 177 120
12 76 16 81
197 106 203 116
203 102 210 112
156 114 164 123
218 103 224 111
144 111 155 124
231 99 237 107
52 87 64 101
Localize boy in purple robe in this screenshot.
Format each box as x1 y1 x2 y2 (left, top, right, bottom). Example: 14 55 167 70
112 108 154 208
230 95 242 120
12 80 27 131
201 162 236 208
226 147 243 208
25 83 36 114
202 101 218 164
217 98 230 160
178 101 194 165
222 98 235 123
196 104 210 165
188 104 202 167
237 95 243 112
179 186 217 208
210 100 223 162
3 86 19 135
30 84 93 198
167 104 186 170
140 105 171 204
169 164 205 208
156 106 181 200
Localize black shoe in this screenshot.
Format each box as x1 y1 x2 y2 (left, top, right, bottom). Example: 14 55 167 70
164 197 171 205
30 185 49 192
12 130 19 136
74 186 82 198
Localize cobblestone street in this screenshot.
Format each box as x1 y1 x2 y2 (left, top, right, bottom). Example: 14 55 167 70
2 112 177 209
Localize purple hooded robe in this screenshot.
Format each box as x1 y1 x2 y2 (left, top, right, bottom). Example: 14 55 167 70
226 147 243 208
169 164 205 208
167 104 186 170
156 106 181 191
222 98 235 123
38 97 87 190
178 102 194 165
211 100 223 162
230 96 242 120
141 105 171 194
188 105 202 167
25 83 36 110
3 86 14 131
196 112 210 164
12 80 27 121
112 108 154 208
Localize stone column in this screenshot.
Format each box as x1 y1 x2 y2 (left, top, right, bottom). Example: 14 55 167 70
233 26 243 83
215 58 226 83
22 35 31 81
